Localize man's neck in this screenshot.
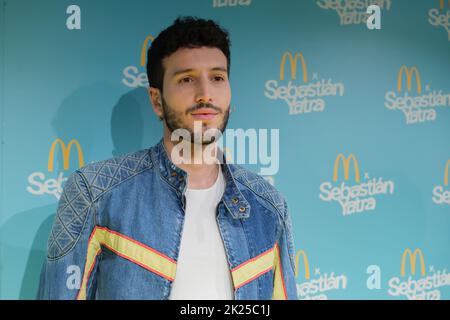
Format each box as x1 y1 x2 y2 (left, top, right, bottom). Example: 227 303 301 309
163 134 220 190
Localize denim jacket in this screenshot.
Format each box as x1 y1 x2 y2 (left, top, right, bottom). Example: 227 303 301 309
37 140 298 300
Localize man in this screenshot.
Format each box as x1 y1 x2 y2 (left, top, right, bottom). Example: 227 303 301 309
37 16 297 300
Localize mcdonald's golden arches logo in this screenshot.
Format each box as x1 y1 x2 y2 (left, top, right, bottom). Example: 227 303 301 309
48 139 85 172
279 52 308 82
401 248 426 277
140 35 154 67
444 160 450 186
397 66 422 94
295 249 311 281
439 0 450 9
333 153 361 183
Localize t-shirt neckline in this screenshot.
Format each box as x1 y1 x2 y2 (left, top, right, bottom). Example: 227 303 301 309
186 165 223 193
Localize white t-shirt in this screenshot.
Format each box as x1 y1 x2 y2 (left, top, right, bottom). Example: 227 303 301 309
168 166 235 300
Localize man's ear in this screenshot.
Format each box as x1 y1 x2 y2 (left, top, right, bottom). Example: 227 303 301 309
148 87 163 120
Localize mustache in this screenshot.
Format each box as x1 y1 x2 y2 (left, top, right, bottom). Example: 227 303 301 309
185 103 223 115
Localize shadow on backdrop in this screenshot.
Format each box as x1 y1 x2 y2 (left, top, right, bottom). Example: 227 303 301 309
0 204 55 299
14 83 161 299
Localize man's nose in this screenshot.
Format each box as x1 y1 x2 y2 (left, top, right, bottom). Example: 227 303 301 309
195 77 213 104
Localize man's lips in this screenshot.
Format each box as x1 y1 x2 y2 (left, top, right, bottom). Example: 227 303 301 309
191 113 217 120
190 108 219 115
190 108 219 119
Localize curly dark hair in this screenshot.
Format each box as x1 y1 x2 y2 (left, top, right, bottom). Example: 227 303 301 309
146 16 231 92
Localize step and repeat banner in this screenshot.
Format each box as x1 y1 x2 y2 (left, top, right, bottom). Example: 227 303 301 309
0 0 449 300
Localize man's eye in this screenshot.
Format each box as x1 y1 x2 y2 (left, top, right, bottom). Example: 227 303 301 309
179 77 193 84
213 76 225 81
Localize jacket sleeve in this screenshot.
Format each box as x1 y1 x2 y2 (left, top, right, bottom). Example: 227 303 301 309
272 200 298 300
37 170 98 300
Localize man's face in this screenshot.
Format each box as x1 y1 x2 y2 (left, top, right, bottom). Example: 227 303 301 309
156 46 231 144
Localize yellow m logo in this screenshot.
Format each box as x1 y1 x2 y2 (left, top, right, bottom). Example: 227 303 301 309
333 153 361 183
295 249 311 280
401 248 426 277
444 160 450 186
48 139 85 172
279 52 308 82
140 35 155 67
440 0 450 9
397 66 422 94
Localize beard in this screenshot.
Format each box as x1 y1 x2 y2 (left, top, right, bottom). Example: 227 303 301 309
161 96 230 145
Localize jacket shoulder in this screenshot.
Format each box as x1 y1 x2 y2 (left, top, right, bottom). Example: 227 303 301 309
78 148 153 200
47 149 153 259
228 164 286 217
47 170 92 259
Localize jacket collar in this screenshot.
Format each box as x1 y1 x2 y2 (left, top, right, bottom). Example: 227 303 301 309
150 139 250 219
